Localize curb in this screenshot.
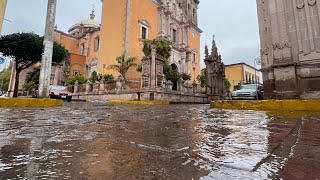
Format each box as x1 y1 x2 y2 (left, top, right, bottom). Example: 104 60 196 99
210 100 320 112
0 98 63 108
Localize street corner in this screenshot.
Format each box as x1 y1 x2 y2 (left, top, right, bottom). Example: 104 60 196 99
210 99 320 112
0 98 63 108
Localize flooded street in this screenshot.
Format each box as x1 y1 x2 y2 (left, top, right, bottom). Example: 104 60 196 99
0 102 319 180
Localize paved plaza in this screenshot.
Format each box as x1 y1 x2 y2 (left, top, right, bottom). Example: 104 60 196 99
0 102 319 179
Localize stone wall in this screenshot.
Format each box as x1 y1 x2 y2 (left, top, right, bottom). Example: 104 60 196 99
72 90 208 104
257 0 320 99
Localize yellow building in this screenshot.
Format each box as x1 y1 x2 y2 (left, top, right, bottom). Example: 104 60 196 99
225 63 262 92
99 0 202 80
7 10 101 96
53 9 101 77
0 0 7 35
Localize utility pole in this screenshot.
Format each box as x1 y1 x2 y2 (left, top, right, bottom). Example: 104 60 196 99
38 0 57 98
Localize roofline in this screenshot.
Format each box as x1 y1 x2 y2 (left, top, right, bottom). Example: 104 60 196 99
54 29 77 40
225 62 260 71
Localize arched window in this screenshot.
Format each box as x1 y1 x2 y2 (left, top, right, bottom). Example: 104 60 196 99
172 29 177 43
74 70 80 76
94 37 100 52
80 43 85 56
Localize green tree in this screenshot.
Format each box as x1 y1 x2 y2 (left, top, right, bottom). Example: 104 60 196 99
103 74 114 82
197 68 206 88
142 38 171 61
164 68 181 84
64 74 87 85
0 62 12 94
142 38 182 83
90 71 101 82
23 66 40 91
136 64 142 73
0 33 68 97
225 78 231 93
181 73 191 81
107 54 137 81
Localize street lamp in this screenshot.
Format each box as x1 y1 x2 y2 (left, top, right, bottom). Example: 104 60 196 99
254 56 261 100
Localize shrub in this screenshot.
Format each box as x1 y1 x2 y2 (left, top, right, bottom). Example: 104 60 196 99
103 74 114 82
65 75 87 85
181 73 191 81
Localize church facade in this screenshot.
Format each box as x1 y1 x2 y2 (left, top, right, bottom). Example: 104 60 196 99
7 10 101 96
257 0 320 99
99 0 202 80
7 0 203 95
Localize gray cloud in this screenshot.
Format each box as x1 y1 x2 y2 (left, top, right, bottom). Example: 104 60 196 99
2 0 260 70
199 0 260 68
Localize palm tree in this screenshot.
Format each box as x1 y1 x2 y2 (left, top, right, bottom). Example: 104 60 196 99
107 54 137 81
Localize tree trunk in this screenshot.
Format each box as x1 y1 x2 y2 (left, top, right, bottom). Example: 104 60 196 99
13 70 20 98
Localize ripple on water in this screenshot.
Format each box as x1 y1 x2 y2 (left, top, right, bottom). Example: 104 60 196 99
195 109 273 179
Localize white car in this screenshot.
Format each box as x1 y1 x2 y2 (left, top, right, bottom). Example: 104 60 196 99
232 84 264 100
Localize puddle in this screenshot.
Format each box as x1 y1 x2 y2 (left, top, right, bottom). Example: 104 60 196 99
0 102 319 179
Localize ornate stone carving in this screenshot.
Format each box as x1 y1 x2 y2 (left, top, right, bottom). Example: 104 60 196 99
141 50 164 89
297 0 304 9
204 36 226 100
261 47 269 55
272 41 292 61
272 41 291 50
308 0 316 6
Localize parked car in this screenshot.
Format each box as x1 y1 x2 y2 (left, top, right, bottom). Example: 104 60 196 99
232 84 263 100
49 85 72 102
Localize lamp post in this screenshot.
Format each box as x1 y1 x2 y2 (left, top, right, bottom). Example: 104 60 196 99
38 0 57 98
254 56 261 100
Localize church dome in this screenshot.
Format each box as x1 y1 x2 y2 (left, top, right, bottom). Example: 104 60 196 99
68 10 100 33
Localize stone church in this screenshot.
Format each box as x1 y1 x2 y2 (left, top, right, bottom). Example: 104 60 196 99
7 0 202 95
7 10 101 96
257 0 320 99
99 0 202 79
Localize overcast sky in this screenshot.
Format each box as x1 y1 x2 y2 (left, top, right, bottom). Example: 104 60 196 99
1 0 260 70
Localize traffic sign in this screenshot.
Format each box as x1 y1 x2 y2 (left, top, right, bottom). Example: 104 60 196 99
0 57 5 64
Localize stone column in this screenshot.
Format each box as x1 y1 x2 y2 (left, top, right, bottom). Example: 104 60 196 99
150 43 157 88
116 76 123 93
7 61 16 97
193 80 197 94
74 81 79 94
38 0 57 98
178 78 183 93
99 79 105 92
85 80 91 94
167 81 173 91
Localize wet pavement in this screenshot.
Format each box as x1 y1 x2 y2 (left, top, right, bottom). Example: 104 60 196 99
0 102 319 180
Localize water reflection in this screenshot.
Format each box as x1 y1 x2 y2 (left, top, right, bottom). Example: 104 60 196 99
0 103 319 179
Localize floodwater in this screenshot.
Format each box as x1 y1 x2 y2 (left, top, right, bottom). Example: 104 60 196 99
0 102 319 180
